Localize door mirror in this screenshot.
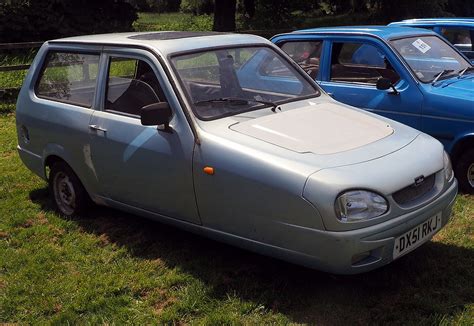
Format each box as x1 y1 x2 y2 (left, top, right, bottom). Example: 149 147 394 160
376 77 399 95
376 77 392 90
140 102 172 129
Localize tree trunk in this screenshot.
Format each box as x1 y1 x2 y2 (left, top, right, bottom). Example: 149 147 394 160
243 0 255 18
213 0 236 32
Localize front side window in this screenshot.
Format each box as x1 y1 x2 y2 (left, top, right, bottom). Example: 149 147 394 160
36 51 100 107
390 35 472 83
280 41 323 78
330 42 400 85
105 57 164 117
170 46 319 120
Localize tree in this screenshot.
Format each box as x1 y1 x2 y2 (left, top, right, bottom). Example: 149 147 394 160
447 0 474 17
242 0 255 18
375 0 448 21
181 0 213 15
240 0 299 30
0 0 137 42
213 0 236 32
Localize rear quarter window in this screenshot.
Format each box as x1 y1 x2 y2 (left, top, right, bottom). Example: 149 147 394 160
35 51 100 108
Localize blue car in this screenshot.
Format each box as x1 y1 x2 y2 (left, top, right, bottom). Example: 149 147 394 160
271 26 474 192
389 18 474 61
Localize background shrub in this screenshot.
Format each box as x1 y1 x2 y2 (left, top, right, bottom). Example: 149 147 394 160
0 0 137 43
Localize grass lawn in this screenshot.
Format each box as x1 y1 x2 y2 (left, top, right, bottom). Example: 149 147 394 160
133 12 213 32
0 103 473 324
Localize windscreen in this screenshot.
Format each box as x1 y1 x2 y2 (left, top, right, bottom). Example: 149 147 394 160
390 35 472 83
170 46 320 120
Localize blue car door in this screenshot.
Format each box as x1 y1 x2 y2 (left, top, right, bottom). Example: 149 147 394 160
278 36 424 129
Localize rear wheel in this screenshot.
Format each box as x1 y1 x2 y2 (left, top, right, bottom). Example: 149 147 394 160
49 162 89 216
454 149 474 194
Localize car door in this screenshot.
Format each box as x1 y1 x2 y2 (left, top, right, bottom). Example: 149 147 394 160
27 47 101 193
89 49 200 224
279 36 424 129
320 37 424 129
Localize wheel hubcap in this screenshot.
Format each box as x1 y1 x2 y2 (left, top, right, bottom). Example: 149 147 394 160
468 163 474 188
53 172 76 215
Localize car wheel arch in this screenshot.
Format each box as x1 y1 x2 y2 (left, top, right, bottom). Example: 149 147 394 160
450 134 474 163
44 154 64 179
42 151 94 201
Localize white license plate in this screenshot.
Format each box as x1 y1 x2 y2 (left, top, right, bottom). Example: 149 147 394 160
393 213 442 259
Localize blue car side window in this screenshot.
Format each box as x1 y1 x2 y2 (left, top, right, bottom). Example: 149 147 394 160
330 42 400 85
351 44 385 67
280 41 323 79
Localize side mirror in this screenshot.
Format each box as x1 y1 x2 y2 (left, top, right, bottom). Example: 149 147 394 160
140 102 172 130
376 77 391 90
376 77 399 95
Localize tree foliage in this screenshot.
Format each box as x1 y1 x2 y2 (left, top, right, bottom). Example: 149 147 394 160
447 0 474 17
180 0 213 15
133 0 182 12
0 0 137 42
374 0 450 21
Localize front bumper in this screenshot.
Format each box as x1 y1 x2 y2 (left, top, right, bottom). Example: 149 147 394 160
294 179 458 274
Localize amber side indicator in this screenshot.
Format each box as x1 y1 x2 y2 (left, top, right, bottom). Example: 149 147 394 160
203 166 215 175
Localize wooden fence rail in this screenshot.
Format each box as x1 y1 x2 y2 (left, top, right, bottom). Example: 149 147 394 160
0 41 43 101
0 41 43 50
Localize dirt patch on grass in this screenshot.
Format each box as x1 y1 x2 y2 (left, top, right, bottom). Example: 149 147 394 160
154 294 177 315
97 233 111 246
0 279 6 291
36 212 48 225
20 213 49 228
21 219 35 228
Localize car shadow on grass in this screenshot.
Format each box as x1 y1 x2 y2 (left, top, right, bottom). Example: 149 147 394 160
30 186 473 325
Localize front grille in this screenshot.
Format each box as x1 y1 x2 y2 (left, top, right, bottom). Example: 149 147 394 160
392 174 436 205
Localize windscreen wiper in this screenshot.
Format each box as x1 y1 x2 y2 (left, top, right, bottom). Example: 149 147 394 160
194 97 281 112
432 69 455 84
458 66 474 78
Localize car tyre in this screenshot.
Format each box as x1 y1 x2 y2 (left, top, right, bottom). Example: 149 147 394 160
49 162 90 216
454 149 474 194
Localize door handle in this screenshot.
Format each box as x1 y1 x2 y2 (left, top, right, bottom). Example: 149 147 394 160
89 124 107 132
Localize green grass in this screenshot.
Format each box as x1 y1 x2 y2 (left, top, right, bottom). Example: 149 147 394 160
0 50 37 90
0 103 473 324
133 12 213 32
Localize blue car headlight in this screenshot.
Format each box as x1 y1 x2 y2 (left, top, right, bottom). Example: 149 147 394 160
335 190 388 222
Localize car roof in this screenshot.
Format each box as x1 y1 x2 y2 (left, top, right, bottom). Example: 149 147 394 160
283 25 436 40
389 18 474 27
49 31 269 56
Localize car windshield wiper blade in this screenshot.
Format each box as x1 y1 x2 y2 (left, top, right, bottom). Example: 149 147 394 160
194 97 281 112
432 69 455 84
458 66 474 77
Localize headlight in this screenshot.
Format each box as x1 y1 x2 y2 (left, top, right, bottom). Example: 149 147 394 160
443 151 454 182
335 190 388 222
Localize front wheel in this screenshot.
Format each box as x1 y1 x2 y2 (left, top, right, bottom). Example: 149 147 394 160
454 149 474 194
49 162 90 216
